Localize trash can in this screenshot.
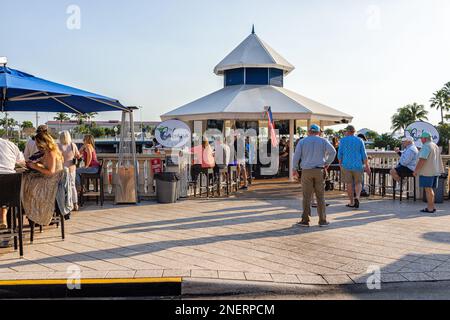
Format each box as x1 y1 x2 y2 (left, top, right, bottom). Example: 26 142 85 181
422 174 448 204
155 173 180 204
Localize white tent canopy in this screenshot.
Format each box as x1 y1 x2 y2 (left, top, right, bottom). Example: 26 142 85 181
161 85 352 125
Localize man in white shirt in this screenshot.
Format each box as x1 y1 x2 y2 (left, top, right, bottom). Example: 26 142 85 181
0 138 25 229
390 137 419 182
23 125 48 161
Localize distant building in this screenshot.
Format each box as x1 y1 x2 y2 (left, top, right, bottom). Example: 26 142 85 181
46 120 160 134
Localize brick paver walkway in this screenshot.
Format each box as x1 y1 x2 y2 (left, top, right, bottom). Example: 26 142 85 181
1 183 450 285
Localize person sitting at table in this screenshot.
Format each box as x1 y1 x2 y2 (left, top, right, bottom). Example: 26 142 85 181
191 138 215 182
58 131 80 211
76 134 101 190
214 138 231 180
0 137 25 230
390 137 418 182
23 131 64 226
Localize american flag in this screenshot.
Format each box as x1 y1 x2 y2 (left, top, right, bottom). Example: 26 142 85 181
266 107 278 147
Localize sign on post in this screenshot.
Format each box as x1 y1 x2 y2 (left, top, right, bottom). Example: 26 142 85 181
151 159 163 174
155 120 191 148
404 121 440 148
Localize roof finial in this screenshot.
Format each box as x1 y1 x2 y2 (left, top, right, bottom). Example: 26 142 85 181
252 24 255 34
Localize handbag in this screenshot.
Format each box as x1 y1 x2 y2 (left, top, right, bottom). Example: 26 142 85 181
71 143 79 166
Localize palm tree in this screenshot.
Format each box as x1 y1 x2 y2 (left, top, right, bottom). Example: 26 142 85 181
54 112 70 132
71 113 87 125
0 113 18 137
407 103 429 121
391 103 428 133
324 128 335 137
85 112 98 125
430 82 450 124
366 130 379 141
20 121 34 129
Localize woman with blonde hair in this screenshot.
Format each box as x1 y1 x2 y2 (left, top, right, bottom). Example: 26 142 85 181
76 134 100 188
58 131 80 211
23 131 64 226
26 132 63 176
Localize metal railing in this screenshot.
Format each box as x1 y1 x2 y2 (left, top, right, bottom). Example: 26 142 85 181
94 151 449 201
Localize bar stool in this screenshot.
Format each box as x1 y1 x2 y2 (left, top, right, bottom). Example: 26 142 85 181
228 165 239 193
328 165 341 191
198 168 215 198
371 167 390 197
189 164 201 197
393 173 417 202
29 203 65 243
0 173 24 257
79 160 104 207
216 167 230 197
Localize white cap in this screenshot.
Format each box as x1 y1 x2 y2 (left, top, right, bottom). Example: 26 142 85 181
402 137 414 143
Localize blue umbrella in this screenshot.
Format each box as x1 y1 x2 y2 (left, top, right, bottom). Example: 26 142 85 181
0 66 127 114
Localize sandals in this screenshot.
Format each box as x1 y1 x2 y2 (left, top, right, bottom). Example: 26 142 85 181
346 204 355 208
421 208 436 213
0 223 7 230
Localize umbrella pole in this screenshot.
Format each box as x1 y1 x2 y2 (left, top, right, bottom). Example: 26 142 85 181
1 88 5 113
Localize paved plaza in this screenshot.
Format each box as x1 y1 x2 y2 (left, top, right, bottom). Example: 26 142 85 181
1 181 450 286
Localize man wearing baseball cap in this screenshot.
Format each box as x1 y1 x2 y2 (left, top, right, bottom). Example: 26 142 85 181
338 125 371 209
292 124 336 227
413 131 445 213
390 136 418 182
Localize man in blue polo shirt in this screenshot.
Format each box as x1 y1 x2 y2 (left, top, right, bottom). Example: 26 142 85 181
338 125 371 209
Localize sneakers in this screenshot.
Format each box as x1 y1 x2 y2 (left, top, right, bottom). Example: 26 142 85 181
319 221 330 227
296 221 310 227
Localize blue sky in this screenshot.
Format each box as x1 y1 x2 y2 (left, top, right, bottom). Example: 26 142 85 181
2 0 450 132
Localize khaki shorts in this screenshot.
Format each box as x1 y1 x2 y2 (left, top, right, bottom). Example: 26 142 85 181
342 169 363 184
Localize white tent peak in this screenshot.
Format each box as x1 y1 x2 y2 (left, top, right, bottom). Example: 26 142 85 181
214 32 295 76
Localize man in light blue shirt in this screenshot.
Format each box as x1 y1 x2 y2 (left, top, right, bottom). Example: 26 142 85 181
390 137 418 182
292 124 336 227
338 125 371 209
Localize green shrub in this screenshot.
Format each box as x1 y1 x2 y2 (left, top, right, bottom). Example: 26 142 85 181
373 133 401 150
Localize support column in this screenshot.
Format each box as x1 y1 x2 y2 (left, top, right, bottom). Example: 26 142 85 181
289 119 295 182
